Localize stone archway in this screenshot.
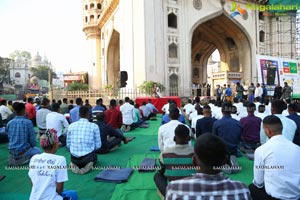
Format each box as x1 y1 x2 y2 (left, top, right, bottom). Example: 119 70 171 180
107 30 120 89
191 14 252 89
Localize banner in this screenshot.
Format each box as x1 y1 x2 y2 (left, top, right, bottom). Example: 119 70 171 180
256 55 300 98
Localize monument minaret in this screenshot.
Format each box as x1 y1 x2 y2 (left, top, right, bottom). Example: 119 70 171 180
82 0 102 89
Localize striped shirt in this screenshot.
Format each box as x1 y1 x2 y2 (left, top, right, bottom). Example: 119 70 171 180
166 173 251 200
67 118 101 157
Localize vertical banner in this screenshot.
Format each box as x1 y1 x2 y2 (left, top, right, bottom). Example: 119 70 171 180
256 55 280 96
256 55 300 99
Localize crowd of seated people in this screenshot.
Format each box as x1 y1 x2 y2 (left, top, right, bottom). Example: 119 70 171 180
1 94 300 200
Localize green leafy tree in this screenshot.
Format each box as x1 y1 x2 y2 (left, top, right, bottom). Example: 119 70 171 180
67 82 89 91
9 50 32 61
138 81 165 95
30 65 57 81
0 57 13 94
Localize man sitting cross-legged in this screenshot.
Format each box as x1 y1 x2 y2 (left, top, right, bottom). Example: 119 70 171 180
46 103 69 147
249 115 300 200
154 124 194 198
28 129 78 200
67 106 101 174
94 112 131 154
165 133 251 200
7 102 41 166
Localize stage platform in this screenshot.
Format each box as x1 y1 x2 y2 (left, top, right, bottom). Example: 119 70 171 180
135 96 181 113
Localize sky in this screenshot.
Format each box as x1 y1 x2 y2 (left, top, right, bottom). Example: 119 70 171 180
0 0 90 74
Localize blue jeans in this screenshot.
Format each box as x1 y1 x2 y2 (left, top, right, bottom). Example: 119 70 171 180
61 190 78 200
24 147 41 158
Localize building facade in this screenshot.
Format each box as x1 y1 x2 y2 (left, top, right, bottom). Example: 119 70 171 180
82 0 298 96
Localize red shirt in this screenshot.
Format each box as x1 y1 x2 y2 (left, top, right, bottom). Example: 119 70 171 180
104 107 122 129
25 103 36 119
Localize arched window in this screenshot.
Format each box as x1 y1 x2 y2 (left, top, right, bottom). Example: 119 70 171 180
259 12 264 21
85 5 88 10
15 72 21 78
225 37 237 50
85 16 88 22
97 15 100 19
169 43 178 58
90 15 95 22
169 74 178 96
97 3 101 9
259 31 265 42
168 13 177 28
90 3 94 9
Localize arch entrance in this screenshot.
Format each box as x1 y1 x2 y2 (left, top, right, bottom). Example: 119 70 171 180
191 14 252 95
107 30 120 89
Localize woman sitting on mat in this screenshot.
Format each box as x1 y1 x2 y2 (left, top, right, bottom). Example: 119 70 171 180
28 129 78 200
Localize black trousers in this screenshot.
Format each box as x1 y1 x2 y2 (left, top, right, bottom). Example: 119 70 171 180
71 152 97 168
95 138 122 154
249 184 280 200
59 135 67 146
153 172 168 197
0 133 8 144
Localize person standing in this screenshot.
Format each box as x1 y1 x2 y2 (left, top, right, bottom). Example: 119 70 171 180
248 83 255 103
236 82 245 100
281 82 292 101
225 85 233 102
254 83 263 102
215 85 222 102
273 84 283 100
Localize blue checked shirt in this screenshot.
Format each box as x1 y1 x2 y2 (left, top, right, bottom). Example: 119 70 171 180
6 116 36 155
67 118 101 157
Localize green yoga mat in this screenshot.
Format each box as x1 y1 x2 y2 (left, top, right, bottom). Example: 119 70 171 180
0 115 253 199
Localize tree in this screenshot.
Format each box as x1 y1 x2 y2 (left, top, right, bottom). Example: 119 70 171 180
67 82 89 91
30 65 57 81
0 57 13 94
138 81 165 95
9 50 31 61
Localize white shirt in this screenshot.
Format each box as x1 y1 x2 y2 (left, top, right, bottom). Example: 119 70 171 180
255 112 267 121
36 108 52 129
211 107 222 120
191 115 203 130
161 103 169 114
120 102 135 125
253 135 300 199
282 109 289 117
183 103 195 117
158 120 191 151
46 112 69 137
231 114 241 121
233 103 243 115
260 114 296 144
29 153 68 200
0 105 12 120
254 87 263 98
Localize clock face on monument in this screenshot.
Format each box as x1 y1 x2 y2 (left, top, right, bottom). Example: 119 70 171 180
193 0 202 10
